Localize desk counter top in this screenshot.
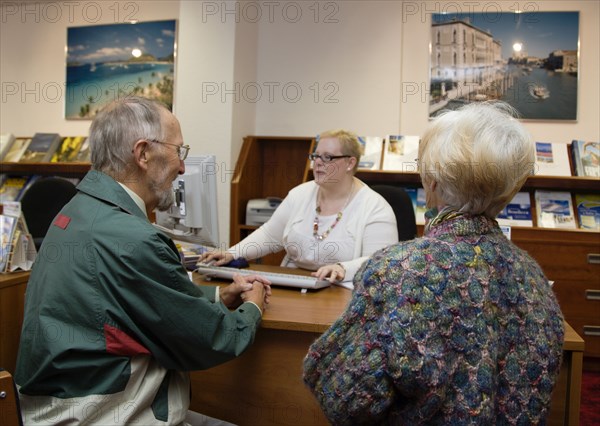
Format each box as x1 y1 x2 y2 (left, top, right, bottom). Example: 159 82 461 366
193 265 352 333
0 271 30 290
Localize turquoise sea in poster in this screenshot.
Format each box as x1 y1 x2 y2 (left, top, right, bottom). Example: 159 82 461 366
66 20 175 119
66 61 173 118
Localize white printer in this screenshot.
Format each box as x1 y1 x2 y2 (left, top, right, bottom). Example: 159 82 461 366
246 197 282 226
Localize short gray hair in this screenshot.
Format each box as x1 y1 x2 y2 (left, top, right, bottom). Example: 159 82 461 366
418 101 534 217
318 129 362 173
89 96 167 176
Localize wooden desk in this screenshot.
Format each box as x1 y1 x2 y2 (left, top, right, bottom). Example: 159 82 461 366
190 265 584 426
190 266 349 425
551 322 585 426
0 272 29 374
0 269 584 425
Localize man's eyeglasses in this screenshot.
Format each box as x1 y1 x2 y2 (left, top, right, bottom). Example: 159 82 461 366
308 153 351 163
148 139 190 161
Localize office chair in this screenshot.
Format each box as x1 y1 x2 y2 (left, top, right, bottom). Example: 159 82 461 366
0 369 23 426
371 185 417 241
19 177 78 251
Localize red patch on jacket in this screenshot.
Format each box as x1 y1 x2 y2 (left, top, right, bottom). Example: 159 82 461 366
104 324 151 356
53 214 71 229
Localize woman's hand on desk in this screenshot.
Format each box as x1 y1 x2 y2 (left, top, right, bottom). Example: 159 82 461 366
220 273 272 312
313 263 346 283
198 250 234 266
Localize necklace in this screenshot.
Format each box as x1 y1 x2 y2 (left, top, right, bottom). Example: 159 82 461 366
313 181 354 241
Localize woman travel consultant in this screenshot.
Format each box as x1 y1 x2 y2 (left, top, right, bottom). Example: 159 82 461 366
199 129 398 285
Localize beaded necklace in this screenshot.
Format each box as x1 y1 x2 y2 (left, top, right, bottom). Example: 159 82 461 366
313 181 354 241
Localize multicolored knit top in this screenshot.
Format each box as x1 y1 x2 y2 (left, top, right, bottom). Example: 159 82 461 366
303 214 564 425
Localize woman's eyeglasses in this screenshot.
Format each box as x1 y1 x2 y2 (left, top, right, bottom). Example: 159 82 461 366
308 153 351 163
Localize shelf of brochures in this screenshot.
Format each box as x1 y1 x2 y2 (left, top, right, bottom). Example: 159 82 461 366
234 135 600 356
350 170 600 192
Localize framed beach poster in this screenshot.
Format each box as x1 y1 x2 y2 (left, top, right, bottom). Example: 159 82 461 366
429 11 579 121
66 20 176 119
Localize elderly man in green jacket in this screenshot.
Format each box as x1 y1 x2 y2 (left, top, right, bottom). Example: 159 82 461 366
15 96 271 425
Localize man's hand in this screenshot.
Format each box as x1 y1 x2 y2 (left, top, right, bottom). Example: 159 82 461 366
220 273 272 312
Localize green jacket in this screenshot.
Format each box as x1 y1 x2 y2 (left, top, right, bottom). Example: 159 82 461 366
16 170 261 425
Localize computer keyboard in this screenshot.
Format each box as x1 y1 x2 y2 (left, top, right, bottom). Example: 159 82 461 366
195 264 331 290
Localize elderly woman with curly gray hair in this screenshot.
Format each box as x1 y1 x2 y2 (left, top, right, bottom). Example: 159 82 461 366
303 101 564 425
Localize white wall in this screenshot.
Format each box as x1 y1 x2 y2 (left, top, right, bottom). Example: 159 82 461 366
252 0 599 142
0 1 180 136
2 1 599 246
175 1 236 247
253 1 404 136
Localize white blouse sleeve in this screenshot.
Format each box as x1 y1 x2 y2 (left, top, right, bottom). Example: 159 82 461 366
227 186 306 260
338 192 398 282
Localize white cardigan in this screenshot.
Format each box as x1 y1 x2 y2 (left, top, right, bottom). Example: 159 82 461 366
229 181 398 283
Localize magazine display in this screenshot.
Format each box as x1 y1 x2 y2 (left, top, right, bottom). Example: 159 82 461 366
534 190 576 229
534 142 572 177
382 135 419 172
357 136 383 170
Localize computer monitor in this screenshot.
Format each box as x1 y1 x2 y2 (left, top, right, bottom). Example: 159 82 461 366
154 155 220 248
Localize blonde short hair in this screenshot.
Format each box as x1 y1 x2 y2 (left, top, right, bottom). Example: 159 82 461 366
418 102 534 217
318 129 361 173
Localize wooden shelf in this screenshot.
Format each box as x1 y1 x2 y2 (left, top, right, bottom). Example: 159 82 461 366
309 169 600 192
1 161 91 178
233 136 599 356
230 136 315 265
522 175 600 192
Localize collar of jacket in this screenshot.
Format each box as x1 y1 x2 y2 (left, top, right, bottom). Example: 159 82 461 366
77 170 148 220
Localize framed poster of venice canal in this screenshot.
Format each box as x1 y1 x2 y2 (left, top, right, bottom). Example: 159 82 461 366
429 11 579 121
66 20 176 119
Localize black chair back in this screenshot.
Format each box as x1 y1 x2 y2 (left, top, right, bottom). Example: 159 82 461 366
20 177 78 250
371 185 417 241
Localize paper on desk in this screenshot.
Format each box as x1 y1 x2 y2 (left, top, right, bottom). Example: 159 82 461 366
334 281 354 290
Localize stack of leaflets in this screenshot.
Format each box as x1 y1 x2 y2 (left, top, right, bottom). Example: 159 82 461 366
382 135 420 172
534 190 576 229
0 133 16 160
2 138 31 162
571 140 600 177
496 192 533 227
19 133 62 163
0 202 37 273
51 136 87 162
534 142 572 177
357 136 383 170
575 194 600 231
0 175 39 204
404 187 426 225
175 241 210 271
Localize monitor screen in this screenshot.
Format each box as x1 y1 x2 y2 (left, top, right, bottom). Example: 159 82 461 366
154 155 220 248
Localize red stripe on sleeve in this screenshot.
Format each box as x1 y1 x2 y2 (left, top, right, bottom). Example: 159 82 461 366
104 324 151 356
